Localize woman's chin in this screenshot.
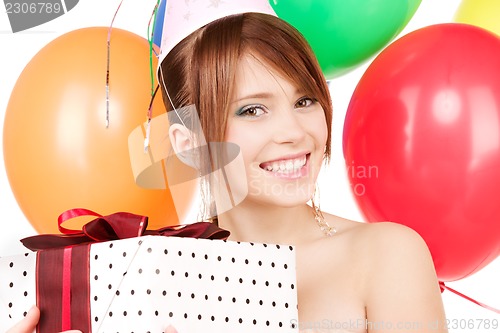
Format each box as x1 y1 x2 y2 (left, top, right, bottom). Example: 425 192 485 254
244 190 315 209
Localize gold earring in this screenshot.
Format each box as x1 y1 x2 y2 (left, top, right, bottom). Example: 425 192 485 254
311 184 336 237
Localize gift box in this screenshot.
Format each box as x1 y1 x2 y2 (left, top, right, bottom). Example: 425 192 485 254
0 211 298 333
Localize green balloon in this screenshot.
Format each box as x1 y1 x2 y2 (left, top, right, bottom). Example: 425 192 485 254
270 0 422 78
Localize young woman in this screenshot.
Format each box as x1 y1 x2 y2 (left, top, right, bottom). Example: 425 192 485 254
161 10 448 333
9 7 448 333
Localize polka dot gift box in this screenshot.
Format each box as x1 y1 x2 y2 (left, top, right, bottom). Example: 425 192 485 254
0 229 298 332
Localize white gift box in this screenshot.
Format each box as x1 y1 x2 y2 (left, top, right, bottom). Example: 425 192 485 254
0 236 298 333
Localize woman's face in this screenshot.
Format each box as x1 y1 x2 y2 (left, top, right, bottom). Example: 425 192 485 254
223 54 328 208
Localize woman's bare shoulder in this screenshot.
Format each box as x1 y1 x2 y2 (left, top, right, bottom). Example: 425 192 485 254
319 214 433 272
300 214 445 325
325 214 428 249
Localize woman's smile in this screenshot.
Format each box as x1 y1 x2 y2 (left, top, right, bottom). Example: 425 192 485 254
259 152 310 180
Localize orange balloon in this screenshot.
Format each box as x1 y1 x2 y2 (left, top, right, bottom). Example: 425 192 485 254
3 27 195 234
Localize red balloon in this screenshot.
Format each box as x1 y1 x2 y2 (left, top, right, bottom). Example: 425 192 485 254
343 23 500 281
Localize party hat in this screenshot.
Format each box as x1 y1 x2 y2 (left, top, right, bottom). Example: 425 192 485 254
157 0 277 68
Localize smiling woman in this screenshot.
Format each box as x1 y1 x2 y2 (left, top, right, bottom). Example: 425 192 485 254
161 12 332 229
156 3 447 332
7 1 449 332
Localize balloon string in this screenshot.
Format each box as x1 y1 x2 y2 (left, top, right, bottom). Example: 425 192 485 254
440 282 500 314
144 85 160 153
144 0 161 152
105 0 125 128
148 0 160 95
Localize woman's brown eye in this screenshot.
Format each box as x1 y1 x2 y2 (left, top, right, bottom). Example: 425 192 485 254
296 97 313 108
236 105 265 117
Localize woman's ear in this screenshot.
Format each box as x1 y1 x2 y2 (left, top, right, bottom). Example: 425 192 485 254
169 124 199 169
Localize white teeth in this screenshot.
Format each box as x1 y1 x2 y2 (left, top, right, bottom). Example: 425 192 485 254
263 155 307 173
293 159 302 169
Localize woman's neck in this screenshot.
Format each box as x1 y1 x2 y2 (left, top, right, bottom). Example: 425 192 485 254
217 202 318 246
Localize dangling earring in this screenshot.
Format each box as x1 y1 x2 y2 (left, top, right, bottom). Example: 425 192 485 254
199 170 219 225
311 184 337 237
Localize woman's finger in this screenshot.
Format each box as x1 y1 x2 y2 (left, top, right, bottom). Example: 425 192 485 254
6 306 40 333
165 325 178 333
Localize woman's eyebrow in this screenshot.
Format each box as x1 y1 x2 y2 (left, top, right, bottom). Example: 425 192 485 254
231 92 273 104
231 87 303 104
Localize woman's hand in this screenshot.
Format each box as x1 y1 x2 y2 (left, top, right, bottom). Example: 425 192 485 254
6 306 39 333
165 325 178 333
6 306 82 333
7 306 176 333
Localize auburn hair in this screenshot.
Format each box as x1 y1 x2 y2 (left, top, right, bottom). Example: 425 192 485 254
158 13 333 220
159 12 332 159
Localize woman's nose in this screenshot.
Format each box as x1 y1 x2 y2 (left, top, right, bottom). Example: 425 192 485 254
271 109 306 144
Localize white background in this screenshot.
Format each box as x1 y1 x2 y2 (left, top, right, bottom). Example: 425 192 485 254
0 0 499 331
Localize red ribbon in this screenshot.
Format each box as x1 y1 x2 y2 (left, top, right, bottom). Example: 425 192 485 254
21 208 230 251
61 247 72 331
439 281 500 314
23 208 230 333
36 243 91 333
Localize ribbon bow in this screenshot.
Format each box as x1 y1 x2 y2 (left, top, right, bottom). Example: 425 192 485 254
21 208 230 251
